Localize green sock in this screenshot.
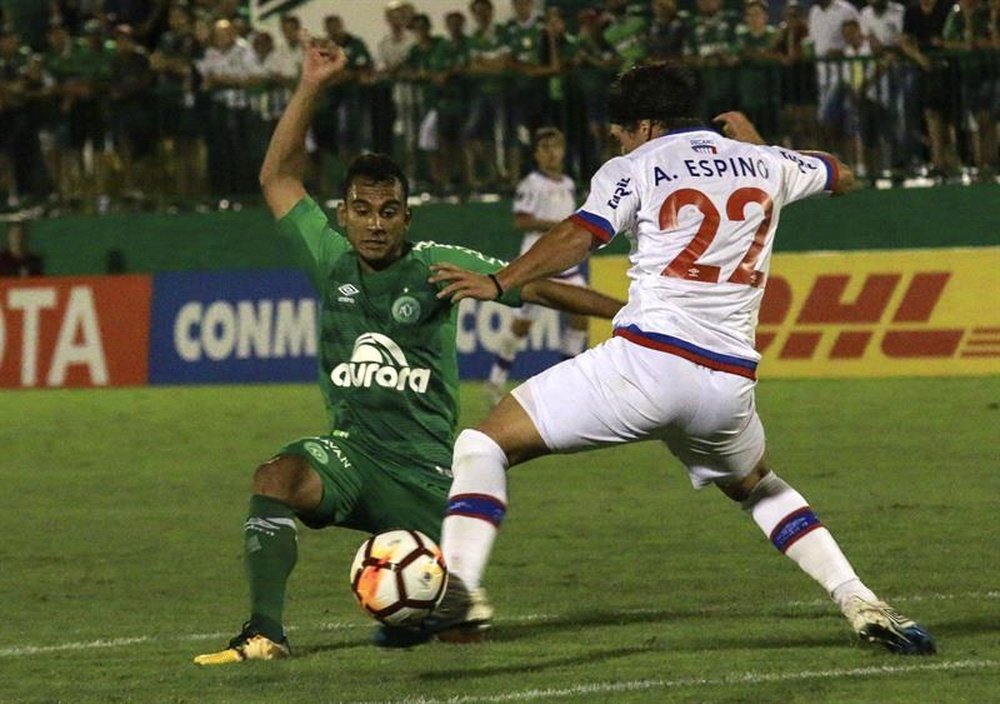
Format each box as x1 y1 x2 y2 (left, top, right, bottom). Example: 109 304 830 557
244 494 298 642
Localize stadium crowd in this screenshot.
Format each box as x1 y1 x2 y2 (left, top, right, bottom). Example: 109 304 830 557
0 0 995 214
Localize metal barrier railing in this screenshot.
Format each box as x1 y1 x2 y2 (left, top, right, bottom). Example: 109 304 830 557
2 50 995 212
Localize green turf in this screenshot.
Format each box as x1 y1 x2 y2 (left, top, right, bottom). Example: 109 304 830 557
2 378 998 703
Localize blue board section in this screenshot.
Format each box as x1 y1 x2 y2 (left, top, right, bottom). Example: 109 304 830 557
149 270 319 384
148 270 571 384
455 300 569 381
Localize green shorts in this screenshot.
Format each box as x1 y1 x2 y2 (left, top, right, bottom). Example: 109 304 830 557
277 435 451 542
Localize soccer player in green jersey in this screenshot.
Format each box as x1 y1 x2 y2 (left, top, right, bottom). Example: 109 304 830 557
193 35 622 666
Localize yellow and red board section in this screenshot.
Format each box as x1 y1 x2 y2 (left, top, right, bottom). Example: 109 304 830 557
589 247 1000 378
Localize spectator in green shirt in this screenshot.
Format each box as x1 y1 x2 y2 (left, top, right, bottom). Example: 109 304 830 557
432 11 472 195
319 14 374 188
571 8 619 176
110 24 156 203
462 0 509 192
400 13 453 193
686 0 739 119
501 0 546 189
647 0 691 64
0 28 48 204
603 0 648 68
942 0 997 177
735 0 780 141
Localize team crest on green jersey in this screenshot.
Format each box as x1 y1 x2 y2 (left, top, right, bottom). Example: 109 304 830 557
304 442 329 463
391 294 421 324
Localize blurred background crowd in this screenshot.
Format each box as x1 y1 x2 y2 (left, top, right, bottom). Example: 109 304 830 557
0 0 995 217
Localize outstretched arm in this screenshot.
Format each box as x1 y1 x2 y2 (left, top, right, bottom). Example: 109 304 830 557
520 279 622 319
431 219 596 302
714 110 856 195
259 34 347 218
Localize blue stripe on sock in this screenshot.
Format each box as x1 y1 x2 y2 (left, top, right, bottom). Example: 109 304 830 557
770 508 822 552
446 493 506 527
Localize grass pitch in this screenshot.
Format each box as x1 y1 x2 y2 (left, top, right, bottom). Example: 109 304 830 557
2 377 998 703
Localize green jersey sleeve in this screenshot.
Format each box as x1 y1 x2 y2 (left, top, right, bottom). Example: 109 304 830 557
415 241 523 307
276 196 350 290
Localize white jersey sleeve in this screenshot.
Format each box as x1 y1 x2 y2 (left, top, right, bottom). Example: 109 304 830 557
570 156 640 244
765 146 838 204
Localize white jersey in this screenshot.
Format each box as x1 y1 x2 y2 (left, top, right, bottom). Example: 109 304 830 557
514 170 579 278
860 2 905 47
571 128 835 379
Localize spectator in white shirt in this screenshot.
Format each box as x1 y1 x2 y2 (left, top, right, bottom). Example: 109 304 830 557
197 20 259 198
808 0 861 159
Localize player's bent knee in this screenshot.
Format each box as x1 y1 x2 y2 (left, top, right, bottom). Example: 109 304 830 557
453 429 506 475
252 454 322 511
716 458 771 503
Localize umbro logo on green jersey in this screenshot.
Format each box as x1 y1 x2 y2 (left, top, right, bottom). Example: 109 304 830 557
330 332 431 393
337 283 359 304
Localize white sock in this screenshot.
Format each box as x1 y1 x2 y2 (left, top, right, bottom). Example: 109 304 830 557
559 326 587 357
742 472 876 606
441 429 509 591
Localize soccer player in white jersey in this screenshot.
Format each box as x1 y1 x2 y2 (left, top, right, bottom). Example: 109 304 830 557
427 64 936 655
486 127 590 403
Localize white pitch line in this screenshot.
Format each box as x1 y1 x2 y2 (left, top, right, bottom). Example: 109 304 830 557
1 590 996 658
355 660 999 704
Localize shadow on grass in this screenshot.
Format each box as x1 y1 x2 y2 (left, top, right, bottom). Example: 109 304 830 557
296 605 860 665
411 609 843 681
417 643 658 681
295 639 373 658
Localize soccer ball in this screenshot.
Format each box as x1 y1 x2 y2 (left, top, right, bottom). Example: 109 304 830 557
349 529 448 626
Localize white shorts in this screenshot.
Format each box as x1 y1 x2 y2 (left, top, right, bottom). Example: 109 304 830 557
418 109 439 152
511 336 765 488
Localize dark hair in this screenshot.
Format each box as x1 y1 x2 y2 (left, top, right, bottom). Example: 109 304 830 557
607 63 701 130
344 153 410 203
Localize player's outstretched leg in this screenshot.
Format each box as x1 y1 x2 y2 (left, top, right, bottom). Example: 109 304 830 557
736 470 936 654
424 575 495 642
195 457 314 664
429 428 508 641
842 596 936 655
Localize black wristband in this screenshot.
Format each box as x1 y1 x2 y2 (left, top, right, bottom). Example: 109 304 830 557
487 273 504 300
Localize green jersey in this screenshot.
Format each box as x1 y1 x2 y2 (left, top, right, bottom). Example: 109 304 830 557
277 196 522 473
686 11 738 60
404 36 444 107
468 25 508 95
502 17 543 90
338 33 373 103
603 14 648 68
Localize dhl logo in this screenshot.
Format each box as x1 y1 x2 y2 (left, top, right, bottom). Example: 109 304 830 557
591 248 1000 378
757 271 997 360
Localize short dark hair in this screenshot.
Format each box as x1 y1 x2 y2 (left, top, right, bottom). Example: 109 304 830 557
607 63 700 130
344 153 410 203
